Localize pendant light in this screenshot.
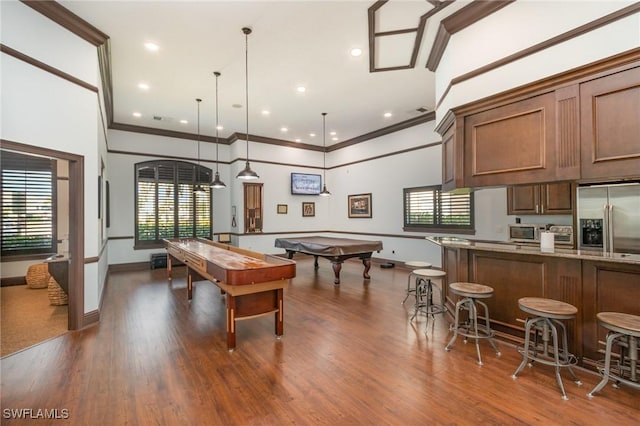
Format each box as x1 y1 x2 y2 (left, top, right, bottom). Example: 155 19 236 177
193 98 206 192
210 71 226 188
236 27 259 180
319 112 331 197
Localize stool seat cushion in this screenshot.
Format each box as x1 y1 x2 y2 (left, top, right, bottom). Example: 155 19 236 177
597 312 640 336
449 282 493 297
405 261 431 268
412 269 446 278
518 297 577 319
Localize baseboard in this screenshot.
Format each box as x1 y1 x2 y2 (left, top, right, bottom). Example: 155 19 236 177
83 309 99 328
1 276 26 287
108 261 150 272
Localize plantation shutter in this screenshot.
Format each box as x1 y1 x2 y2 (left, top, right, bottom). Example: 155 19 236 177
1 151 56 256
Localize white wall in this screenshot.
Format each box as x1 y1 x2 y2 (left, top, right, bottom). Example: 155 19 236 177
107 119 511 268
436 1 640 122
1 1 106 313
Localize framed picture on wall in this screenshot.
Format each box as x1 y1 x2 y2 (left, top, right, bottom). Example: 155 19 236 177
348 193 372 218
302 202 315 217
277 204 288 214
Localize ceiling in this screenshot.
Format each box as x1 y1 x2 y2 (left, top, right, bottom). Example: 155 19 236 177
59 0 470 147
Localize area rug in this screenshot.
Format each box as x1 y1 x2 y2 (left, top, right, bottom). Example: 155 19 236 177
1 285 68 357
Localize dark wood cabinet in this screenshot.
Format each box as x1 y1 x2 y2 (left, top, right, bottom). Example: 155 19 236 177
440 244 640 371
581 260 640 367
507 182 573 215
436 53 640 190
463 92 563 187
580 65 640 181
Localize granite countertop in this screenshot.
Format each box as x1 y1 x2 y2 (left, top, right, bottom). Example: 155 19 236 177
426 236 640 266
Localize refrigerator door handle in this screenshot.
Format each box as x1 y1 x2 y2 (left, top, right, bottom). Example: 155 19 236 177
608 204 614 254
603 204 609 253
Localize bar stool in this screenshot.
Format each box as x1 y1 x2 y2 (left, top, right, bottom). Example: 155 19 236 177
409 269 447 327
402 261 431 305
587 312 640 398
511 297 581 400
445 282 500 365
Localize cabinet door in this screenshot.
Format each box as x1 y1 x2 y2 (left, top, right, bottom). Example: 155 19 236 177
464 92 556 187
541 182 573 214
580 66 640 180
507 182 573 215
507 185 539 215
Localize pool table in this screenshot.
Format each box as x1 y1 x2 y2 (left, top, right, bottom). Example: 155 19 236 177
274 236 383 284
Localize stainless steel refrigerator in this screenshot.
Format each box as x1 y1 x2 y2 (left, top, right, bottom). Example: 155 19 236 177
577 182 640 254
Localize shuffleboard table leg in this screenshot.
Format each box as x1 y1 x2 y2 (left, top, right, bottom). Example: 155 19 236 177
187 268 193 300
226 296 236 352
275 288 284 338
331 261 342 285
166 252 172 280
314 255 319 270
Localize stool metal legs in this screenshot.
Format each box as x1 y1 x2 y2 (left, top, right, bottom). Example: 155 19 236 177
402 273 417 305
512 316 581 400
588 332 640 397
445 297 500 365
410 278 446 328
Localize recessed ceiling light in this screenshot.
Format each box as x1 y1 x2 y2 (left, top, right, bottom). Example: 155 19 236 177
329 131 336 136
384 112 392 118
138 83 150 90
332 137 339 141
280 127 288 132
132 112 142 118
350 47 362 57
309 133 316 137
216 125 223 130
144 42 159 51
261 110 270 115
179 119 188 124
295 138 301 143
296 86 306 93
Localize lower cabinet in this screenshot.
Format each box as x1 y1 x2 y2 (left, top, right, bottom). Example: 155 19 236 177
441 246 640 370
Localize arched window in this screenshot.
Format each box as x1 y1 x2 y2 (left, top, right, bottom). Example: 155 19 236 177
135 160 212 247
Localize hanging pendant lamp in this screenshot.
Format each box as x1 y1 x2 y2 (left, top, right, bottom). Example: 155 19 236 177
319 112 331 197
236 27 259 180
210 71 226 188
193 98 207 192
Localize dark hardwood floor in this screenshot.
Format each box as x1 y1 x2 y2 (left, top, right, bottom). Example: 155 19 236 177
1 257 638 425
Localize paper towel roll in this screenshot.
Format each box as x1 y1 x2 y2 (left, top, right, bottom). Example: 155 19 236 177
540 231 555 252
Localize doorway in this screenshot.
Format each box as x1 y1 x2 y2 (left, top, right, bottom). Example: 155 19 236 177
0 140 85 355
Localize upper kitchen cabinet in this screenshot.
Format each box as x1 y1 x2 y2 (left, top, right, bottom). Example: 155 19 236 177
436 51 640 190
463 91 579 188
580 65 640 181
507 182 574 215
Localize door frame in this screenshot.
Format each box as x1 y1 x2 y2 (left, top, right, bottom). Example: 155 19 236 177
1 139 85 330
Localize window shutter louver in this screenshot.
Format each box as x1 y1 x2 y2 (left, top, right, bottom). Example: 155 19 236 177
403 185 473 231
135 160 212 246
1 151 56 256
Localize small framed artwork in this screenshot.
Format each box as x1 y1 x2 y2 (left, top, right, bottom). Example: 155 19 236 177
302 202 315 217
348 193 372 218
277 204 288 214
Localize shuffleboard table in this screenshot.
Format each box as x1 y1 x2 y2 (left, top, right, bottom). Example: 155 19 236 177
274 236 383 284
165 238 296 351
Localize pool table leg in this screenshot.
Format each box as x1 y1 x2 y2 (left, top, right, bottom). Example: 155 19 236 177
313 255 319 270
362 257 372 279
331 261 342 284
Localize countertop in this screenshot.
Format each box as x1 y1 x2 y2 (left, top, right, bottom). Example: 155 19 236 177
426 237 640 266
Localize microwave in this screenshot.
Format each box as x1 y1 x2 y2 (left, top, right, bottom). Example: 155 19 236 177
508 224 544 243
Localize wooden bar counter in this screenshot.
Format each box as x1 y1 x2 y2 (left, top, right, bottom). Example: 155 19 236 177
165 238 296 351
427 237 640 371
